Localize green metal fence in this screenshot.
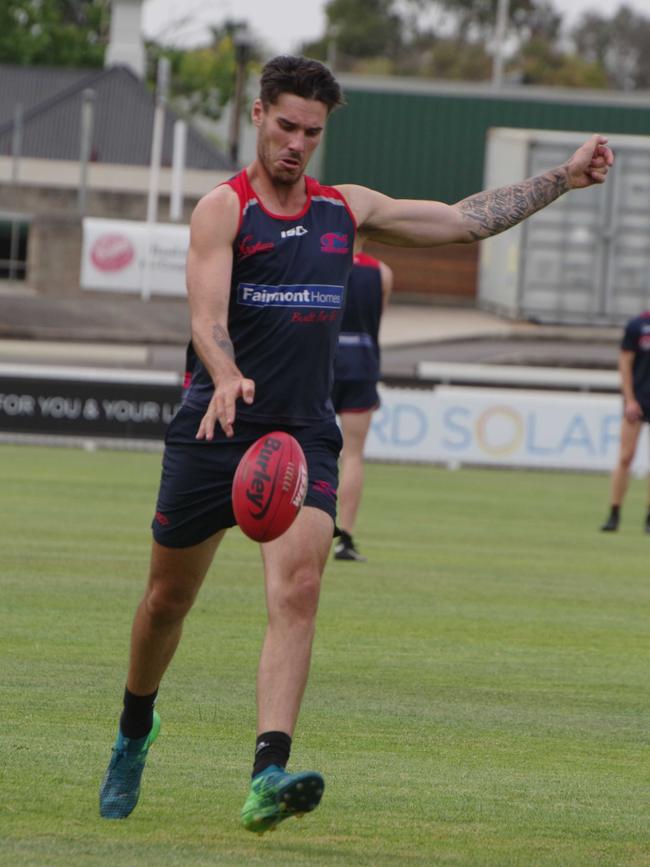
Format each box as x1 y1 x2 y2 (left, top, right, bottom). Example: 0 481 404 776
322 77 650 203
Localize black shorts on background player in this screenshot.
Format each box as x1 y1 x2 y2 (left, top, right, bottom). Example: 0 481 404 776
332 252 383 406
622 312 650 410
331 380 379 414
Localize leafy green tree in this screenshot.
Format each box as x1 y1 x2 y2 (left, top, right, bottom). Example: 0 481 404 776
572 5 650 90
514 38 608 87
425 0 545 42
0 0 109 67
301 0 611 88
505 0 608 87
148 21 261 121
303 0 403 70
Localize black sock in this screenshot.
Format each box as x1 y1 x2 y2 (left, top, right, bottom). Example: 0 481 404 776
610 505 620 520
119 687 158 739
252 731 291 778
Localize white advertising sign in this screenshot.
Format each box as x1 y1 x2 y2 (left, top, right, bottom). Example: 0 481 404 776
81 218 189 296
365 385 648 474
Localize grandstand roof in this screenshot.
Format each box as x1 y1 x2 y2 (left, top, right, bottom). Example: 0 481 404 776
0 63 232 171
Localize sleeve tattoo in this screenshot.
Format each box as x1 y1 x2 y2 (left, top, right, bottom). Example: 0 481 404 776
457 168 570 241
211 324 235 360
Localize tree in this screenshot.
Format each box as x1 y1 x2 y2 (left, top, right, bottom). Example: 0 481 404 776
506 0 607 87
514 39 608 88
302 0 611 88
0 0 109 67
427 0 608 87
425 0 547 42
303 0 404 70
572 5 650 90
148 21 261 122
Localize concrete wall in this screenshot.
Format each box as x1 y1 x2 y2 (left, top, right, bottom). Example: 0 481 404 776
0 183 198 224
0 157 230 295
1 155 476 302
27 215 83 297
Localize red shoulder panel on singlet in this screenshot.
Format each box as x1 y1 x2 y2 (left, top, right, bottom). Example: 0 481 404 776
353 252 381 269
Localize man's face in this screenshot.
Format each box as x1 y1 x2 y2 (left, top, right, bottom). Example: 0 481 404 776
253 93 328 186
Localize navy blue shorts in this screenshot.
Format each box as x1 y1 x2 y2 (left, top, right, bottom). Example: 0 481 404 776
152 406 342 548
637 400 650 422
332 379 379 414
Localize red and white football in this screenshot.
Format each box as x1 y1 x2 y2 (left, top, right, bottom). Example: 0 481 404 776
232 431 308 542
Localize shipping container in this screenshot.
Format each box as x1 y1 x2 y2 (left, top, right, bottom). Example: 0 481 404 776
479 128 650 325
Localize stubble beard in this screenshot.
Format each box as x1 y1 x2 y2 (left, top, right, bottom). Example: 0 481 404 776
258 142 305 188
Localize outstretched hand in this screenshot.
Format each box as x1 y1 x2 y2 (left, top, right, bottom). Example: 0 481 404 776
196 374 255 440
565 134 614 189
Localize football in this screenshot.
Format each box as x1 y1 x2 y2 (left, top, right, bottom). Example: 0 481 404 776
232 431 308 542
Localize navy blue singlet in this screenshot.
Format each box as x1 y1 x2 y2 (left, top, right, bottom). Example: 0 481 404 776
622 311 650 406
334 252 383 383
183 170 356 425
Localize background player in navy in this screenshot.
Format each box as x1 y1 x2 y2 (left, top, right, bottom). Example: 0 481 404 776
332 252 392 561
601 312 650 533
99 54 614 832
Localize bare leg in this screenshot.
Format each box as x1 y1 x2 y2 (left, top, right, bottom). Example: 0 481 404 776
337 409 373 534
609 417 642 508
100 532 226 820
127 533 225 695
256 507 333 736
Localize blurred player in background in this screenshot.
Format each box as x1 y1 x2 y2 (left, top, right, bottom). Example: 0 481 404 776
601 311 650 533
332 252 392 561
98 54 613 835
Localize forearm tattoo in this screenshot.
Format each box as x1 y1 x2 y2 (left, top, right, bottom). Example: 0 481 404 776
458 168 570 241
211 324 235 360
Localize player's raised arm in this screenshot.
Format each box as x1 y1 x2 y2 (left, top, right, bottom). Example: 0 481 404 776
186 185 255 439
342 134 614 247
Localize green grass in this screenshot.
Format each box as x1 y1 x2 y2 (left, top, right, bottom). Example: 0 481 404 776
1 444 649 866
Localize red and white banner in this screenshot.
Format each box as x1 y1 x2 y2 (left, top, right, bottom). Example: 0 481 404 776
81 218 189 296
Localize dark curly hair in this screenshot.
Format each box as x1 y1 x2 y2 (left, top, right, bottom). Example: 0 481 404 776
259 55 345 114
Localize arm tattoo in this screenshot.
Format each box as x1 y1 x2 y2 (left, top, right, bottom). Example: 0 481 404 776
211 324 235 360
458 168 570 241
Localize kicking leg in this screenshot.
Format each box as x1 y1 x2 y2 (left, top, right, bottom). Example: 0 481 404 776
241 507 332 833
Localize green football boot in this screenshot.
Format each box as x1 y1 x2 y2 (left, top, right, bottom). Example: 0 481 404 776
241 764 325 834
99 711 161 819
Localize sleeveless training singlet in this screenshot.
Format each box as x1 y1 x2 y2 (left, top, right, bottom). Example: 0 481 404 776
333 252 383 383
622 311 650 406
183 170 356 426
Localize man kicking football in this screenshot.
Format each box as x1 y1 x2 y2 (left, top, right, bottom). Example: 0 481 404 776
99 54 614 832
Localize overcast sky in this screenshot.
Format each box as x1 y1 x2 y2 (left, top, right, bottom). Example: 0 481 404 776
142 0 650 55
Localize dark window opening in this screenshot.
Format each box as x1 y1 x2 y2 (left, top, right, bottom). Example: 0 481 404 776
0 218 29 280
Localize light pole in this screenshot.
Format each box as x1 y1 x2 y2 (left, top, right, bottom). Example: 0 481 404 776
78 88 96 215
492 0 510 88
143 56 170 301
229 27 252 166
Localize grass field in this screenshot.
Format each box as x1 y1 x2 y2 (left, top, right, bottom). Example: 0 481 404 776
2 443 649 866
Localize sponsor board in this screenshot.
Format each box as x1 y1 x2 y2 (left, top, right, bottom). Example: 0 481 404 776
81 218 189 296
0 371 181 438
0 367 637 476
362 385 645 474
